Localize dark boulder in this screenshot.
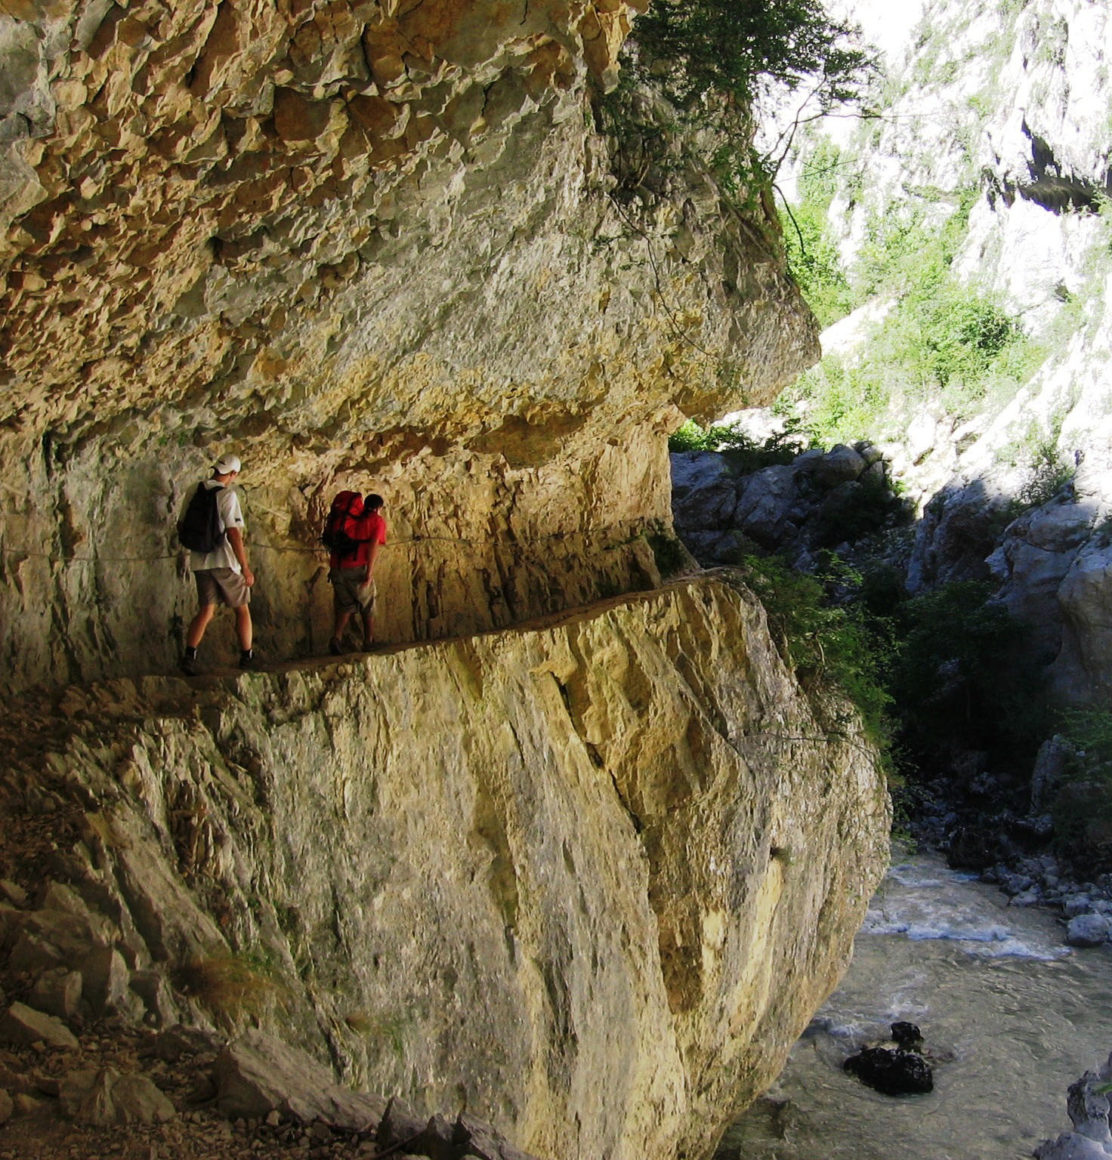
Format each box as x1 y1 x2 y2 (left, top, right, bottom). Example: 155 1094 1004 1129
844 1046 934 1096
890 1021 924 1050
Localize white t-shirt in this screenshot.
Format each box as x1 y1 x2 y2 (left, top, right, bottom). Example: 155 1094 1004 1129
189 480 246 573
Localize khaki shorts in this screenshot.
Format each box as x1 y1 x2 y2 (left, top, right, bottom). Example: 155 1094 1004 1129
330 566 376 615
195 567 251 609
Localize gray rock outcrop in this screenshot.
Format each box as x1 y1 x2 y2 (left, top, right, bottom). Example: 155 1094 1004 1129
1036 1054 1112 1160
0 1000 78 1050
1064 915 1112 949
58 1067 177 1126
671 442 905 567
214 1030 385 1128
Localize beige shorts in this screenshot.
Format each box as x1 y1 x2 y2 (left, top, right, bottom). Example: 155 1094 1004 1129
195 567 251 609
330 566 376 615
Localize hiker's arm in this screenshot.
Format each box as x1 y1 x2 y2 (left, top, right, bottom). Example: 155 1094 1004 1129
226 527 255 587
366 538 381 577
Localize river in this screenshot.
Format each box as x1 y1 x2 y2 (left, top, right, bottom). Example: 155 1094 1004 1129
715 851 1112 1160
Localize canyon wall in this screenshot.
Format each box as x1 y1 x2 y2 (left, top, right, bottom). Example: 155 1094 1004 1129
0 6 891 1160
0 0 819 691
777 0 1112 703
0 576 892 1160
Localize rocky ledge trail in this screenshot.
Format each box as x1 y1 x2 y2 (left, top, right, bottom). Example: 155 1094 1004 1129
0 575 890 1160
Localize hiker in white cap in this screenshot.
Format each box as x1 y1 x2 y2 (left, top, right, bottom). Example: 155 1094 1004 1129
177 453 256 675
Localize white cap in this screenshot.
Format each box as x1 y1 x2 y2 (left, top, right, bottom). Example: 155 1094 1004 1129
213 454 241 474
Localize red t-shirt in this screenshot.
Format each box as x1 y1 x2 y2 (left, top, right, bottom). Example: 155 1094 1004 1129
331 508 387 570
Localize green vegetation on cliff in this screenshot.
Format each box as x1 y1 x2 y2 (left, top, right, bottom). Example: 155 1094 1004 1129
626 0 874 110
600 0 876 226
740 554 1050 798
781 139 855 326
779 183 1039 445
742 554 894 753
1053 709 1112 870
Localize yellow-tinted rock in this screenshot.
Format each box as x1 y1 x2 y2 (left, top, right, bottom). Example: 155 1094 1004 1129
9 576 888 1159
0 2 819 702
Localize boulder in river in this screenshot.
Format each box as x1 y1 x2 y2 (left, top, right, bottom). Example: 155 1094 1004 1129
843 1023 934 1096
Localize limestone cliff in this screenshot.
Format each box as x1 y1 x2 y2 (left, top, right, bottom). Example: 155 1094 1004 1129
774 0 1112 703
0 576 891 1160
0 0 819 692
0 8 883 1160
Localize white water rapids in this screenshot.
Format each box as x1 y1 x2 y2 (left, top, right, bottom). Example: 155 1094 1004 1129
716 851 1112 1160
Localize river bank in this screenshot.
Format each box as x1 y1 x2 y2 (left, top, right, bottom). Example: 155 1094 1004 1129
715 850 1112 1160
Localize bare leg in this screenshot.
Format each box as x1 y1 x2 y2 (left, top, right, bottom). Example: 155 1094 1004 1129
360 607 374 645
332 609 353 647
186 603 217 649
234 604 253 651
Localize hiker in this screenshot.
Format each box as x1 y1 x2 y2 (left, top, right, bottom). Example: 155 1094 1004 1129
325 491 387 655
179 454 255 675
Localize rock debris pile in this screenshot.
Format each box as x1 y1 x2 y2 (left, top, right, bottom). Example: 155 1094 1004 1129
0 879 539 1160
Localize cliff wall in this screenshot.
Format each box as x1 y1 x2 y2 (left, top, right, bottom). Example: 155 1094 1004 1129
777 0 1112 703
0 0 819 691
0 8 890 1160
0 576 890 1160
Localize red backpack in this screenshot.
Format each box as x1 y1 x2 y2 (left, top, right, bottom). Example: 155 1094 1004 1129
320 491 363 558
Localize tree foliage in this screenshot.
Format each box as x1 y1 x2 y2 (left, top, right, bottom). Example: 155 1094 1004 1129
627 0 876 111
743 554 894 751
1053 709 1112 869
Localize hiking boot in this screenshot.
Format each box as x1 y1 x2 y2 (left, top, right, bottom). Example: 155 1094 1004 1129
179 651 198 676
239 649 255 670
329 638 344 656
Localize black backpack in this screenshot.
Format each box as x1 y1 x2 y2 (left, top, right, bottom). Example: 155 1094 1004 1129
178 484 225 553
321 491 362 559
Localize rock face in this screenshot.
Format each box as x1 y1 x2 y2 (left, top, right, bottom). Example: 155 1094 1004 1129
1036 1053 1112 1160
0 9 880 1159
671 441 905 568
777 0 1112 704
0 0 819 693
0 575 891 1160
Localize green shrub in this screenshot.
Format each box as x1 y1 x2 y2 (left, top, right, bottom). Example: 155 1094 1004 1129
783 140 858 326
781 281 1033 445
668 420 719 452
779 180 1038 444
646 528 691 578
668 421 806 469
742 554 894 750
811 472 913 547
1051 709 1112 869
784 200 856 327
887 581 1049 775
623 0 876 111
736 557 1054 799
1018 439 1076 507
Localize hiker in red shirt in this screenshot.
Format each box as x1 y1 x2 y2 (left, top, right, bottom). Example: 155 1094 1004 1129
326 492 387 654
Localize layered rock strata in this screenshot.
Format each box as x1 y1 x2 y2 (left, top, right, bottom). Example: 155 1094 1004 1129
0 1 819 693
0 576 890 1160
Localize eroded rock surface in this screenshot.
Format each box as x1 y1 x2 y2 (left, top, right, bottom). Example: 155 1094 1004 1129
0 575 890 1160
0 1 819 693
